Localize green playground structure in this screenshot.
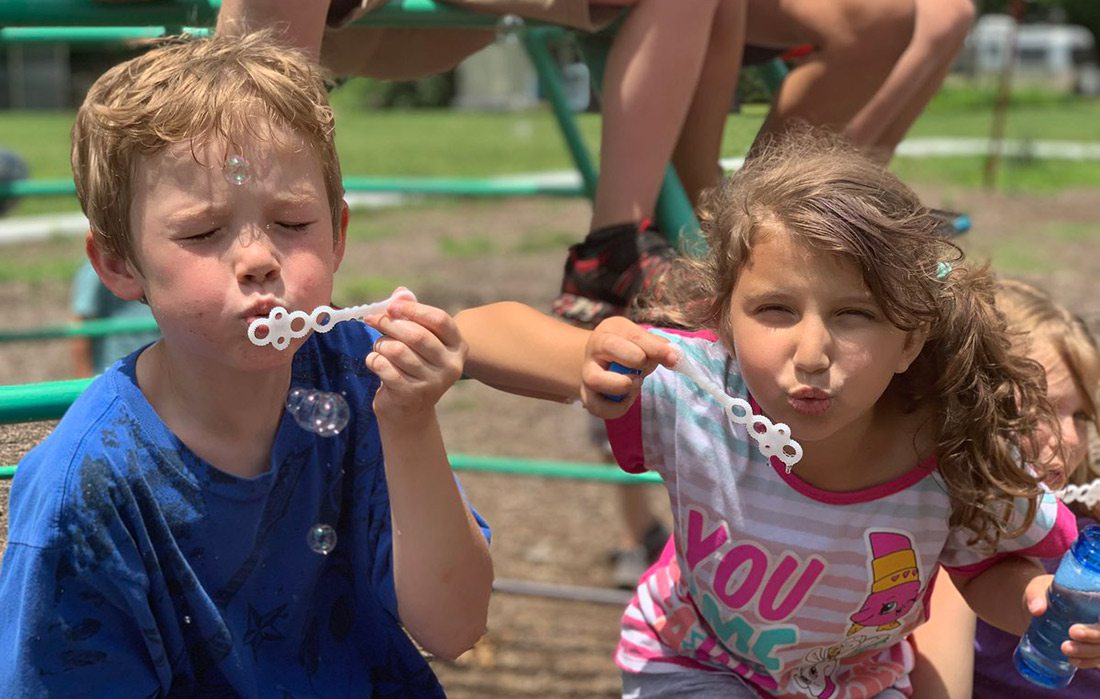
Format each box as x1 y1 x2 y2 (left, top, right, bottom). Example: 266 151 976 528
0 0 788 483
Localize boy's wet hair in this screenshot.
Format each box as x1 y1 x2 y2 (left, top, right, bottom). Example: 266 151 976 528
645 126 1056 549
72 30 344 266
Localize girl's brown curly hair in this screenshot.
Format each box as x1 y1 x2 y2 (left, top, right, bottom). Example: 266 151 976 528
639 127 1055 549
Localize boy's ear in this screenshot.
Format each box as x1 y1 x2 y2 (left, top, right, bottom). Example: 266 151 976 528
895 326 928 374
85 231 145 302
333 201 349 272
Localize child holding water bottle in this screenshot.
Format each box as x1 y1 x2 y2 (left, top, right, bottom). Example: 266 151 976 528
913 278 1100 696
456 130 1100 697
0 32 492 695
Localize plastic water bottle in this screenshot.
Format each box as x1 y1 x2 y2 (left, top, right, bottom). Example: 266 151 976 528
1014 524 1100 688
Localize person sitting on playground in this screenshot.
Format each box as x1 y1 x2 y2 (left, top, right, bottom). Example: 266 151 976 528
453 130 1100 697
0 32 492 695
910 278 1100 698
69 258 159 377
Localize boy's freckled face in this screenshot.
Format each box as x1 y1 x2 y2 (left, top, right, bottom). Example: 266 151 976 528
127 126 344 368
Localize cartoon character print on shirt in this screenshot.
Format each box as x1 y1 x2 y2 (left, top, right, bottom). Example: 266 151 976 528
792 644 843 699
847 531 923 636
791 634 888 698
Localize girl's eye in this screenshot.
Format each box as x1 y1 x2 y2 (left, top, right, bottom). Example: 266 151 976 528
756 304 791 315
838 308 878 321
1073 411 1093 425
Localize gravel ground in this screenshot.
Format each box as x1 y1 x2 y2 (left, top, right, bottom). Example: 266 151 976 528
1 187 1099 696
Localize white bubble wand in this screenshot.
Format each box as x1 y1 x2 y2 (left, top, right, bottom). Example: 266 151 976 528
610 351 803 472
247 289 417 351
1056 478 1100 509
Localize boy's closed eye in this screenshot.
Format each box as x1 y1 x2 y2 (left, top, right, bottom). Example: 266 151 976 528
174 228 220 243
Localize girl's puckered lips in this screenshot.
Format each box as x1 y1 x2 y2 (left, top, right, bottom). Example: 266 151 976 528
788 387 832 416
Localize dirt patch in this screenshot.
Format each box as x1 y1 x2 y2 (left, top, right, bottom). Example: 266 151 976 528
1 188 1099 696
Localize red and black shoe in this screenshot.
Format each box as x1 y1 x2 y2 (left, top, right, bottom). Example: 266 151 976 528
551 219 676 328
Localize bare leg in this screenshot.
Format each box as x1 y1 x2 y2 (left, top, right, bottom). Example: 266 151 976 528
846 0 975 160
216 0 329 57
747 0 915 157
671 0 748 209
590 0 726 230
618 483 658 550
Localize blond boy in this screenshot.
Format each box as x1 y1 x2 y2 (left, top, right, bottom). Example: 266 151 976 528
0 33 491 695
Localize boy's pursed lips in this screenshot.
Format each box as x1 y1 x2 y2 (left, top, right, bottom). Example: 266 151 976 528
243 296 284 322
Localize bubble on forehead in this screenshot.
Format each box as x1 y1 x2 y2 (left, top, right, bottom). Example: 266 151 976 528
223 154 251 186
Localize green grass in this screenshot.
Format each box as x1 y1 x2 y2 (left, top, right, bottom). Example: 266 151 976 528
1 86 1098 220
0 237 84 283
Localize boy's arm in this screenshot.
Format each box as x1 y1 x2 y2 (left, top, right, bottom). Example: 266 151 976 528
909 572 974 699
366 299 493 661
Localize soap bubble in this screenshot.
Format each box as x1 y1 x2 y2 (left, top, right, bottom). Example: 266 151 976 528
286 388 350 437
307 523 338 555
223 154 251 185
496 14 525 44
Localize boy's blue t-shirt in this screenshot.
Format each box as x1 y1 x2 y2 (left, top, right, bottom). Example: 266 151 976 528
0 321 489 696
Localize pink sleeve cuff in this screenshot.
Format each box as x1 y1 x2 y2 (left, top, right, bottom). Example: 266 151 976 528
945 499 1078 578
606 397 645 473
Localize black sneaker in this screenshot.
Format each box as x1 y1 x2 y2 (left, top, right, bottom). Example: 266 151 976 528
552 220 676 328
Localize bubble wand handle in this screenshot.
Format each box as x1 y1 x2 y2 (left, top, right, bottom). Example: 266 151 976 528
248 289 417 351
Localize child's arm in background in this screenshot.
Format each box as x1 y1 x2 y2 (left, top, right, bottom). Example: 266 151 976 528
366 299 493 660
952 556 1100 669
908 572 974 699
456 302 679 412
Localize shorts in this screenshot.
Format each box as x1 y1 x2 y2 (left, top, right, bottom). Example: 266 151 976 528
622 670 911 699
322 0 623 80
621 670 758 699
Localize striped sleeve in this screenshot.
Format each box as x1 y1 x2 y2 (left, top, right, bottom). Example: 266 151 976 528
941 492 1077 578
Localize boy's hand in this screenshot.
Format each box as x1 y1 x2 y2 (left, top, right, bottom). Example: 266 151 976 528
364 291 466 422
1024 574 1100 668
580 316 679 419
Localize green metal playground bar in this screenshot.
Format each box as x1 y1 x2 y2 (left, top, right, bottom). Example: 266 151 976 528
0 377 660 484
1 175 585 200
0 0 510 29
0 316 159 343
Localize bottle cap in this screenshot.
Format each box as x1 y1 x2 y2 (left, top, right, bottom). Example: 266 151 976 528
1072 524 1100 570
